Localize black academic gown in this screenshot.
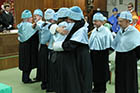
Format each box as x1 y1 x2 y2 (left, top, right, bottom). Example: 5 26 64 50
47 49 56 91
54 20 93 93
74 43 93 93
90 49 110 83
38 44 49 82
19 31 39 71
115 46 140 93
54 43 92 93
90 49 110 92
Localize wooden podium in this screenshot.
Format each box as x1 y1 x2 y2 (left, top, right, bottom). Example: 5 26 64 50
0 30 19 70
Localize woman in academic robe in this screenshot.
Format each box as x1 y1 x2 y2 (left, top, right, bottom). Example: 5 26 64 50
52 6 93 93
17 10 39 83
89 13 113 93
112 11 140 93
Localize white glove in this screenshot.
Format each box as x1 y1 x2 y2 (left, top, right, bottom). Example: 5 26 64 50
7 25 12 29
112 32 116 38
53 41 64 51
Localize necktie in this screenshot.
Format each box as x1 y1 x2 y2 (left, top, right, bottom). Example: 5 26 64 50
122 29 125 33
97 29 98 32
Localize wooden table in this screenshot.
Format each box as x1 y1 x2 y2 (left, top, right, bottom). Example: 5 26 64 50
0 30 19 70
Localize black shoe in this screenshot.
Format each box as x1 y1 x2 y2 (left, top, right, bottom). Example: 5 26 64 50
92 91 105 93
46 89 53 92
41 84 47 90
23 79 35 84
33 78 41 82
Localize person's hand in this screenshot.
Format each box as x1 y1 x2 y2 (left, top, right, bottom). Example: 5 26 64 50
56 26 65 32
32 23 36 29
7 25 12 29
112 32 116 37
46 43 49 46
61 30 68 35
56 26 68 35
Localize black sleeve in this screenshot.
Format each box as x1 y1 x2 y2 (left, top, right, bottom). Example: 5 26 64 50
62 40 81 51
135 46 140 60
1 12 14 27
10 13 14 26
42 23 48 27
0 12 8 27
0 15 2 24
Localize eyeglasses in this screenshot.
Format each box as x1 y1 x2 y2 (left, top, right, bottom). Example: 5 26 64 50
128 6 132 8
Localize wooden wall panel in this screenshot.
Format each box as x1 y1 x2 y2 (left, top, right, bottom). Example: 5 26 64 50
14 0 44 25
93 0 107 11
75 0 86 10
44 0 53 8
43 0 86 10
14 0 106 25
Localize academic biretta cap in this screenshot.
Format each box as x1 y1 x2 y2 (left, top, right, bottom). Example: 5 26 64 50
21 10 32 19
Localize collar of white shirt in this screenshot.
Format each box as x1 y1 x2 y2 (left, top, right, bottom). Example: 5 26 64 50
4 11 9 14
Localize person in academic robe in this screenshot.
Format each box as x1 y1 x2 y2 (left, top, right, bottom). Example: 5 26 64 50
17 10 39 83
0 4 14 30
112 11 140 93
45 8 70 92
89 12 113 93
37 8 57 90
43 9 58 92
51 7 70 42
103 16 116 38
108 8 120 33
33 9 44 41
103 16 112 30
52 6 93 93
33 9 44 82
